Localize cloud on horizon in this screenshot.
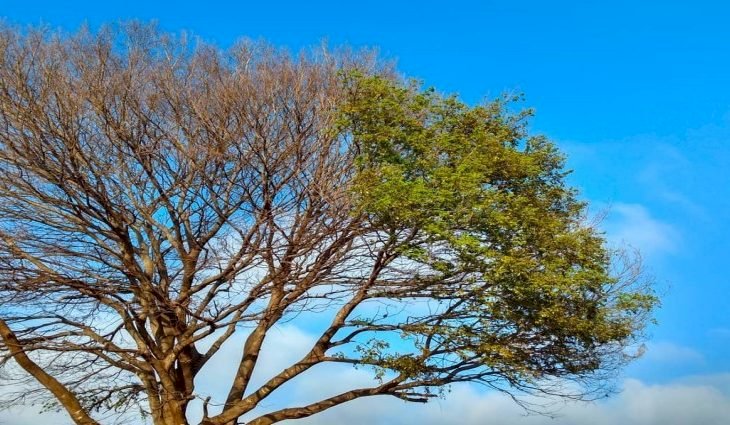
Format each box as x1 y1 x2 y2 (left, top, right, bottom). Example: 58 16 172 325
290 374 730 425
1 325 728 425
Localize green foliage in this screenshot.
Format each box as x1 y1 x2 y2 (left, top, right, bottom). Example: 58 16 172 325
338 73 657 391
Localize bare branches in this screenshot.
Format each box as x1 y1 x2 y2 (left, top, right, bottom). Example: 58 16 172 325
0 23 377 424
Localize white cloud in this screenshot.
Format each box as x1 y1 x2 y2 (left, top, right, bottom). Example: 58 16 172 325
2 323 729 425
193 326 730 425
289 374 730 425
7 374 730 425
604 203 679 256
641 341 704 365
0 405 69 425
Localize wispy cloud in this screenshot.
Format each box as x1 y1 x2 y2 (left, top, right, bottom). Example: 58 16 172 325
641 341 705 365
604 202 680 256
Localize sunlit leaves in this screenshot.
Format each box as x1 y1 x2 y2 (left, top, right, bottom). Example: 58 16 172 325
338 73 656 391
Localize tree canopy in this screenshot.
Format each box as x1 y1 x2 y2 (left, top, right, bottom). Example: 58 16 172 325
0 24 655 425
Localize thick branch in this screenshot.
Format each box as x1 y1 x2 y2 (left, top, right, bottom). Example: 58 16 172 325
0 319 99 425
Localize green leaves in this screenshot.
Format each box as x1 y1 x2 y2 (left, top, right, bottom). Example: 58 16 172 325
338 73 657 387
342 74 582 267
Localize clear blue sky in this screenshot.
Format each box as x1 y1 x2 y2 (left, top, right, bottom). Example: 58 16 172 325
2 1 729 424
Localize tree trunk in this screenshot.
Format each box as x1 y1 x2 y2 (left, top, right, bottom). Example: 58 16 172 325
155 399 189 425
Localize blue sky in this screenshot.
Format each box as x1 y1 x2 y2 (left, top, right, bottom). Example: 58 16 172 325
1 1 729 424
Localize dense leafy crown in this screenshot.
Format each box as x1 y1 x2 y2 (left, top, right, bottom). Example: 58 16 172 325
339 73 654 392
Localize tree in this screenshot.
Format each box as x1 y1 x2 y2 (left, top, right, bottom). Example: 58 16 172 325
0 24 655 425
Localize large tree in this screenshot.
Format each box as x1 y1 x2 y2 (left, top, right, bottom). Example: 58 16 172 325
0 24 655 425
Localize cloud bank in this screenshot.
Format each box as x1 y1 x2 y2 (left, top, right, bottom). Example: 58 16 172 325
290 374 730 425
1 324 728 425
